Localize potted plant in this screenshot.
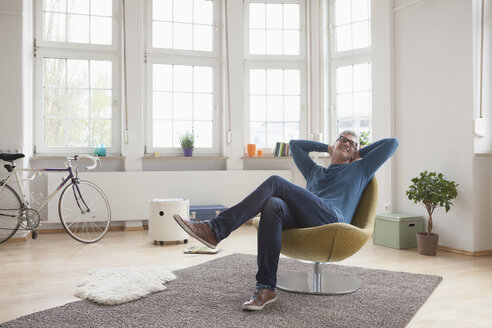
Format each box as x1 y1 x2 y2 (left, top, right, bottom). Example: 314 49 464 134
179 132 195 157
406 171 458 255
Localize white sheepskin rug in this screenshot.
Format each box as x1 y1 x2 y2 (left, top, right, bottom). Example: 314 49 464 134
74 266 177 305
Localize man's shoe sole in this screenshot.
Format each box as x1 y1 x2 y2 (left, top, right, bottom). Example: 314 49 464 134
173 214 217 249
241 296 277 311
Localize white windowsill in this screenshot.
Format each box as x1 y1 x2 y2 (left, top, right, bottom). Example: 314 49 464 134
142 155 229 160
241 156 292 160
30 155 126 160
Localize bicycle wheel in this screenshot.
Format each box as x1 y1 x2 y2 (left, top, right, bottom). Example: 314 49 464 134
0 182 21 244
58 180 111 243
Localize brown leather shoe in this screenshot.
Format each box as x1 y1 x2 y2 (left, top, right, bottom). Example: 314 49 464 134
242 288 277 311
173 214 218 249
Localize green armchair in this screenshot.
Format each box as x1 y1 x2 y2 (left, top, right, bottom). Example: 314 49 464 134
253 177 378 295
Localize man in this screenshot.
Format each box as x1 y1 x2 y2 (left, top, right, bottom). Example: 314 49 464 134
174 131 399 311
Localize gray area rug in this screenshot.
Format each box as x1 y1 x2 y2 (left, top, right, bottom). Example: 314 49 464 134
1 253 442 328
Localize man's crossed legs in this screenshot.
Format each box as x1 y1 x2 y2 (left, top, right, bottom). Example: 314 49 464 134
174 175 339 310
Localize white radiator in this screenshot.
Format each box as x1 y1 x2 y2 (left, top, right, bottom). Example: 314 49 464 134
46 170 292 222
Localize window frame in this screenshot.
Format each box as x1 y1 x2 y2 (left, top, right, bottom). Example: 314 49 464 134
244 0 307 62
34 49 121 155
244 61 308 152
145 0 222 155
33 0 121 155
328 0 371 59
145 55 221 155
34 0 120 52
244 0 307 153
145 0 221 58
328 0 372 141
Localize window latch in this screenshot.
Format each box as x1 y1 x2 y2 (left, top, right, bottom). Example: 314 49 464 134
329 24 335 34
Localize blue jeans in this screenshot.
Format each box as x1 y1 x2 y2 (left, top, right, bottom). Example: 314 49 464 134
209 175 339 290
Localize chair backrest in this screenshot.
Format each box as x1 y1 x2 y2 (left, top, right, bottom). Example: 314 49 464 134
350 177 378 231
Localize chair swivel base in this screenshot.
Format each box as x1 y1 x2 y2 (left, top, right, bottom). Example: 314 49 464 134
277 272 360 295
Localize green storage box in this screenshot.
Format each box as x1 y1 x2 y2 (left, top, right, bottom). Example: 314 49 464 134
373 213 424 249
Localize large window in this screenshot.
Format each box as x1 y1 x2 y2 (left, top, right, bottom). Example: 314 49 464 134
151 63 214 148
247 2 302 56
245 0 306 150
335 63 371 135
329 0 372 140
34 0 120 154
334 0 370 52
249 68 302 148
146 0 220 154
151 0 214 51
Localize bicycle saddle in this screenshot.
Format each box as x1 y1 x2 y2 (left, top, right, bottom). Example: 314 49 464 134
0 153 25 161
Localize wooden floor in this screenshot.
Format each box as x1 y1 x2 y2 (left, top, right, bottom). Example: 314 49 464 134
1 225 491 327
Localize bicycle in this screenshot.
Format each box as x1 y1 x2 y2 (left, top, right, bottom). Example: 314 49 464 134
0 153 111 244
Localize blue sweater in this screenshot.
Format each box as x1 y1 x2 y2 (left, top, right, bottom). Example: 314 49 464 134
289 138 399 223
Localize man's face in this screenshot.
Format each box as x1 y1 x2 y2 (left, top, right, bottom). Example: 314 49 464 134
334 134 358 159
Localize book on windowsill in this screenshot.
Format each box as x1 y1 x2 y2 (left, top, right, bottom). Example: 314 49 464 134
274 142 292 157
183 246 222 254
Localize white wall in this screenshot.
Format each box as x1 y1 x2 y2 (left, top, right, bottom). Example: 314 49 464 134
472 156 492 251
393 0 492 252
46 170 292 222
0 1 24 152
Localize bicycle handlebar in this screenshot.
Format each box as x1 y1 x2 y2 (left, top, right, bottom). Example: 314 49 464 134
69 155 100 170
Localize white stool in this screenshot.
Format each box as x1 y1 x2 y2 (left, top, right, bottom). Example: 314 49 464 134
149 199 189 245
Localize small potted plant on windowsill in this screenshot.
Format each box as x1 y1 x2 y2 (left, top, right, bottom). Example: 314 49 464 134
406 171 458 255
179 132 195 157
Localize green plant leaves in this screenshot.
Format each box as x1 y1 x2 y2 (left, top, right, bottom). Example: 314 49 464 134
405 170 458 213
405 171 458 234
179 132 195 149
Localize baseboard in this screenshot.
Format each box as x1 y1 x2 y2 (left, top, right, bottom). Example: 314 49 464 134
473 249 492 256
5 225 148 243
38 226 127 234
8 231 32 242
38 228 66 233
123 226 144 231
438 245 492 257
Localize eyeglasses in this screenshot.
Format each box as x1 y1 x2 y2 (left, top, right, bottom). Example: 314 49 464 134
336 135 358 149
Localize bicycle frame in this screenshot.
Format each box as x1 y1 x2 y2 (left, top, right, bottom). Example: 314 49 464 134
0 165 88 216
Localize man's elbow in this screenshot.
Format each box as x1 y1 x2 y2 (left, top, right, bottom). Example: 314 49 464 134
385 138 399 153
393 138 400 149
388 138 399 148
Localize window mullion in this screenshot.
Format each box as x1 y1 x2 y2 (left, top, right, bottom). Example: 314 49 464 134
64 59 68 146
88 60 92 148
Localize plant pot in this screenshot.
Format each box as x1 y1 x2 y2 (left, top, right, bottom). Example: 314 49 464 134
416 232 439 256
183 147 193 157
